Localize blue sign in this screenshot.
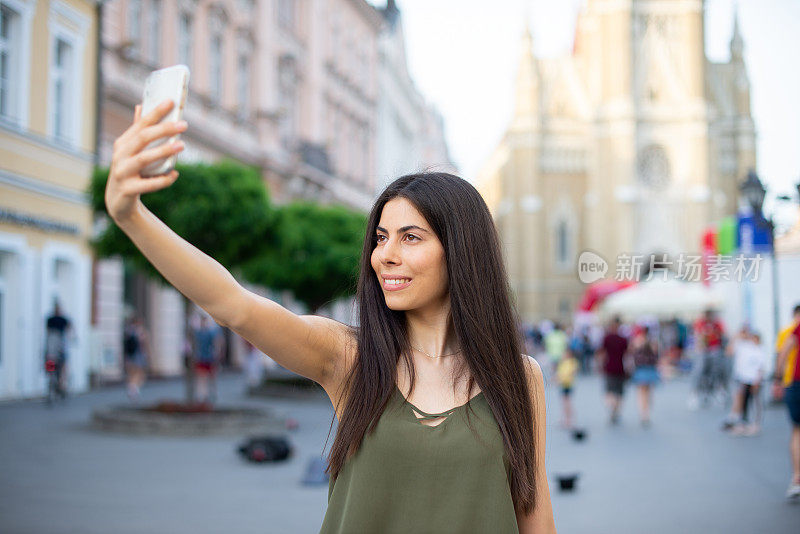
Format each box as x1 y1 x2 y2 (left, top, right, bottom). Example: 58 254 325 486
737 214 772 253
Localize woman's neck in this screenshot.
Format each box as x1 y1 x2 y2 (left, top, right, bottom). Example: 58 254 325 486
405 304 460 366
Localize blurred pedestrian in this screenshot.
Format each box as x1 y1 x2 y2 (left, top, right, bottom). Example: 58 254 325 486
556 348 579 429
123 316 150 401
775 304 800 500
676 319 689 369
44 301 73 398
723 325 751 430
660 318 682 378
544 322 568 381
774 305 800 403
193 315 224 404
596 316 629 425
569 327 593 375
628 325 660 427
689 309 727 409
726 329 768 436
530 324 544 356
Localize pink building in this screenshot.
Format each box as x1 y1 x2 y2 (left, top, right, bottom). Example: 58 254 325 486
95 0 382 378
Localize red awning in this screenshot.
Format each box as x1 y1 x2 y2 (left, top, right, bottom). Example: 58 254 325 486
577 279 637 312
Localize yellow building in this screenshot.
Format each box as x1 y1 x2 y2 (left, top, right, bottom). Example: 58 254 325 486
477 0 756 323
0 0 98 399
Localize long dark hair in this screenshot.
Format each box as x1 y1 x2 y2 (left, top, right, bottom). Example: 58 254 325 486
325 172 539 514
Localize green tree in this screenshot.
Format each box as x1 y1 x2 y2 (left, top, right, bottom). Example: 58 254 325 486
89 159 275 403
243 201 366 313
89 159 275 282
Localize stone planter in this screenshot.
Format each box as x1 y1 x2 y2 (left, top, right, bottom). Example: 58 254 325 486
91 402 285 437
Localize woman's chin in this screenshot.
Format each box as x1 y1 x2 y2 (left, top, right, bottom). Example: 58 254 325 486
382 293 416 311
384 300 412 311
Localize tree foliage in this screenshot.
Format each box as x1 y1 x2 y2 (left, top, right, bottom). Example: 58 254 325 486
242 201 366 313
89 160 366 315
89 160 275 285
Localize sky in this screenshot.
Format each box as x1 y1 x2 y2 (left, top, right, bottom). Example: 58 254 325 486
369 0 800 232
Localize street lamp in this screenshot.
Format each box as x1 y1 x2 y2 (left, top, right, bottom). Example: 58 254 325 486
738 170 779 339
740 169 767 214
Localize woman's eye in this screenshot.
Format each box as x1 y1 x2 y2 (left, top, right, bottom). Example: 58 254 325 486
375 234 419 243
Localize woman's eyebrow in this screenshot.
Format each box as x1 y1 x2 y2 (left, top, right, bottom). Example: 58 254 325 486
376 225 430 234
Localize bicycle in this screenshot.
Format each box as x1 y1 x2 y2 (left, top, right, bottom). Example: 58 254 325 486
45 358 66 406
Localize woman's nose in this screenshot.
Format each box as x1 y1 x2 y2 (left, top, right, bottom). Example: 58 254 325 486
381 237 401 264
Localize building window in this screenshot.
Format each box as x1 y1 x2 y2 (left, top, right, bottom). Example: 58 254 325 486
209 33 222 104
178 12 192 68
345 37 353 79
637 145 671 190
554 218 574 271
330 105 340 169
52 37 74 144
358 46 367 87
342 119 350 178
147 0 160 66
278 56 296 148
556 221 569 264
128 0 141 48
237 53 249 118
361 124 369 185
0 3 20 123
278 0 295 32
329 13 338 60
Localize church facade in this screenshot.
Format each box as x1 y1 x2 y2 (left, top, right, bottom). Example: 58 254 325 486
477 0 755 323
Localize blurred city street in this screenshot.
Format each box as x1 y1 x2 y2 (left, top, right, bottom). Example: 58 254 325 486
1 369 797 533
2 0 800 532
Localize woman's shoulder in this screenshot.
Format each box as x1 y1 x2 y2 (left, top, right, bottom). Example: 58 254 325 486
521 353 541 371
521 355 545 396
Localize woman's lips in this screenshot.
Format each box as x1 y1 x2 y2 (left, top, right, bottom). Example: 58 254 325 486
382 279 412 291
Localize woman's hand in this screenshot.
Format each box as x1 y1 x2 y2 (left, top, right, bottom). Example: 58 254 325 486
105 99 187 224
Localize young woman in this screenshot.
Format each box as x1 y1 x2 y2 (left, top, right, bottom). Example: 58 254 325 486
105 99 556 533
628 326 661 427
122 315 150 402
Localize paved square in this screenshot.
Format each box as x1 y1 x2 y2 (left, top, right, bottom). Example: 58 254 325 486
0 371 797 533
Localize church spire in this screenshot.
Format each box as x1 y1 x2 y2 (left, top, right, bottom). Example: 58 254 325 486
512 23 539 128
730 5 744 61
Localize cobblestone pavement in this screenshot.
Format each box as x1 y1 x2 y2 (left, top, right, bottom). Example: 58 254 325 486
0 370 797 533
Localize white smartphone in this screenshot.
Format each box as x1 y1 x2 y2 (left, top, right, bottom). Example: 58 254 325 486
140 65 190 177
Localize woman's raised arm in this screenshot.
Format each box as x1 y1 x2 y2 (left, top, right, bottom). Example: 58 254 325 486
105 100 352 387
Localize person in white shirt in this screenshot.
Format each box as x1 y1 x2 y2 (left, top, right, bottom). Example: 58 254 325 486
727 330 768 436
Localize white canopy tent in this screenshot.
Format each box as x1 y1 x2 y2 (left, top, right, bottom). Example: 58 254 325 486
598 276 725 322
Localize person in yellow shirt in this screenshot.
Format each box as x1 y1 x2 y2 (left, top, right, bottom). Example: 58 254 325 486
557 348 580 429
774 304 800 500
775 307 800 389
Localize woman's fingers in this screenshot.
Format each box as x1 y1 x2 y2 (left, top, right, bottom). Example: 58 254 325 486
115 119 186 168
139 99 175 128
113 103 154 160
123 99 186 157
108 100 184 198
126 170 180 196
132 120 188 154
119 139 184 178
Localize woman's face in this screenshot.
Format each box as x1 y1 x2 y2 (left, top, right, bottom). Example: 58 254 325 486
370 197 449 313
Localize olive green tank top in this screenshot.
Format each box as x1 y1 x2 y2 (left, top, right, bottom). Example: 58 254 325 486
319 385 518 533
